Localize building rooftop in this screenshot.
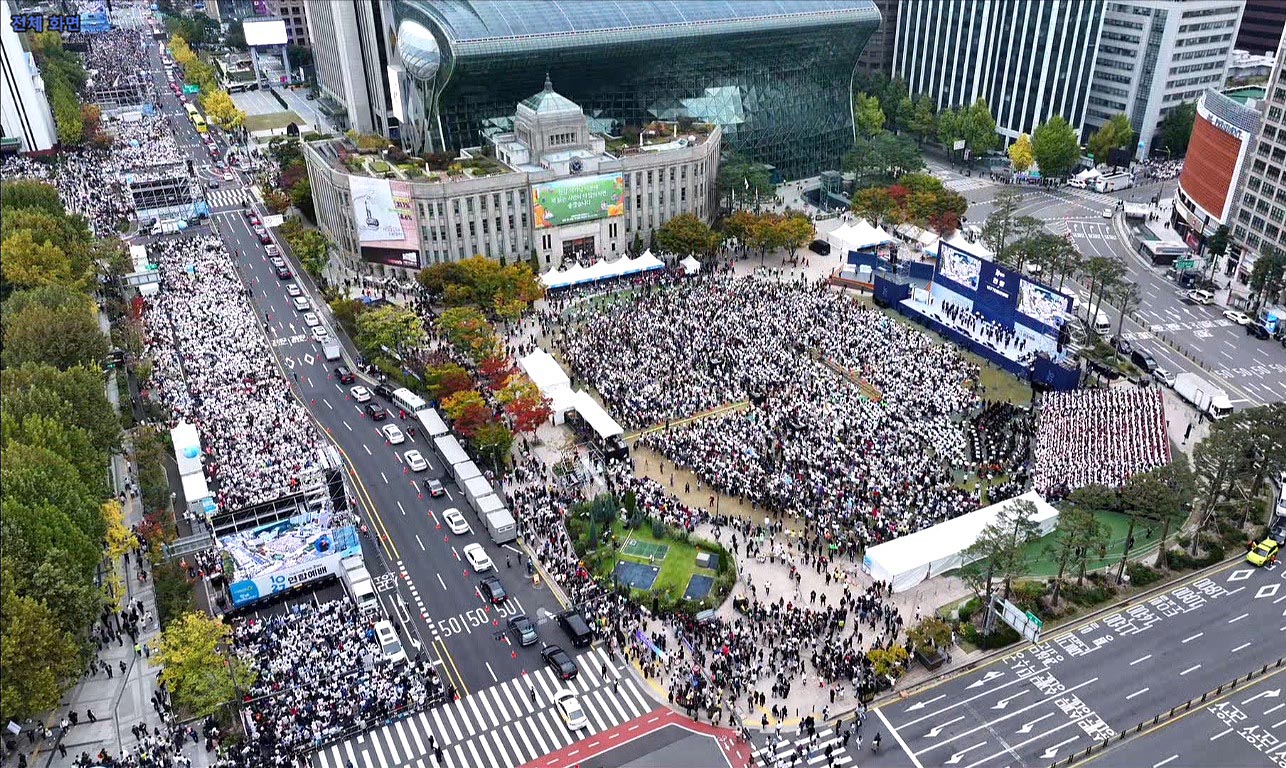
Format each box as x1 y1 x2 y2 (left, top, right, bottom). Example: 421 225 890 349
1222 84 1267 106
519 74 582 117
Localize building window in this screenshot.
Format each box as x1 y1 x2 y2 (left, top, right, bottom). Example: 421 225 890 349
468 221 476 236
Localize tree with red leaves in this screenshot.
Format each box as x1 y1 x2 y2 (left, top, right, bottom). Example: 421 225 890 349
479 355 515 390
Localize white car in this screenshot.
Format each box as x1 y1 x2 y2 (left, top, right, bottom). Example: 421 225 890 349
350 385 372 402
1223 309 1253 326
381 424 405 445
222 172 234 182
286 283 302 297
303 312 321 327
463 543 492 572
265 244 280 257
311 326 330 343
292 296 310 312
442 508 470 535
1102 207 1114 218
555 690 589 731
1152 367 1176 387
271 256 287 268
373 620 407 666
404 450 428 472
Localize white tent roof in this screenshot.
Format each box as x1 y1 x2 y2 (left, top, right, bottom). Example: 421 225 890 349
540 251 664 289
170 422 204 477
573 391 624 439
181 471 211 504
680 256 701 274
828 220 896 254
862 491 1060 593
939 231 995 260
518 349 571 391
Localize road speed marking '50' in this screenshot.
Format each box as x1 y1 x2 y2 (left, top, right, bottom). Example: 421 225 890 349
437 597 525 638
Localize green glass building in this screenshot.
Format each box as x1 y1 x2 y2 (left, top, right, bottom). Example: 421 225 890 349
391 0 881 180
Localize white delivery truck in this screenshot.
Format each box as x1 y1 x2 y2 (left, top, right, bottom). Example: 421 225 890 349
476 495 517 544
322 339 342 361
340 557 381 616
1093 171 1133 193
1173 373 1234 420
461 475 495 514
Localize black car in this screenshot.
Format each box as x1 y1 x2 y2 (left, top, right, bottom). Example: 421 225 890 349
335 365 355 384
1110 336 1133 356
479 575 507 604
1129 349 1158 373
808 239 831 256
364 402 387 421
275 266 292 279
373 382 395 400
508 613 538 646
541 645 578 680
1246 323 1271 340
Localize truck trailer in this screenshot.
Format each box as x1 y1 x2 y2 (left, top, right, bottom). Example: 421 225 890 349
1173 372 1233 419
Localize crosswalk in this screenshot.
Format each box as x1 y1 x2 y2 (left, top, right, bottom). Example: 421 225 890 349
311 646 658 768
942 176 997 193
751 727 856 767
205 187 248 209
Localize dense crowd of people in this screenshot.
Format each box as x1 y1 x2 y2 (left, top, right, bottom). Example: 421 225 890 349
226 599 442 768
1031 388 1171 498
80 28 155 110
141 235 323 510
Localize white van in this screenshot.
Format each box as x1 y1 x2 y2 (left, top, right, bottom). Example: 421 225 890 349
391 387 427 414
1093 310 1112 335
350 577 381 617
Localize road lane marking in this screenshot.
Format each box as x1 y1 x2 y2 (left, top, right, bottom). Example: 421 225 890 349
343 420 353 431
1129 654 1152 665
1126 687 1150 700
363 444 372 455
1180 664 1201 676
1228 613 1249 623
1154 756 1179 768
381 471 389 484
1181 632 1203 643
917 678 1099 754
875 708 926 768
899 678 1027 728
486 662 498 682
1210 727 1233 741
397 501 405 515
1231 641 1252 653
415 535 424 551
322 397 333 409
438 573 447 590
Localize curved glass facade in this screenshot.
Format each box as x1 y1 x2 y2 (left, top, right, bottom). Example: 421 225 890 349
394 0 880 179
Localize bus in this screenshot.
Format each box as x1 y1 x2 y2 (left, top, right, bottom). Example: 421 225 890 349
192 114 208 134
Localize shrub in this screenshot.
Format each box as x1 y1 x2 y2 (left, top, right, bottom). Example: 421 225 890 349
153 560 195 629
650 518 666 540
1126 562 1162 587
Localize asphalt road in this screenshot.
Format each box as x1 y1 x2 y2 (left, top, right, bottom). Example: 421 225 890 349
864 559 1285 768
1080 666 1286 768
930 162 1286 407
146 53 587 699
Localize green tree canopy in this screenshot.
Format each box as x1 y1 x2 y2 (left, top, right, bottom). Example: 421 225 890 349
1031 115 1081 178
1157 102 1198 158
157 612 256 718
853 92 886 138
1088 114 1137 165
417 255 543 317
655 213 718 258
353 304 425 358
2 286 109 370
1008 133 1034 173
0 563 81 719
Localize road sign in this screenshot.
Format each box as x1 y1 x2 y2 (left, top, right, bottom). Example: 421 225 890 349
1175 259 1195 270
182 84 200 95
1025 610 1044 628
992 596 1042 643
953 139 966 151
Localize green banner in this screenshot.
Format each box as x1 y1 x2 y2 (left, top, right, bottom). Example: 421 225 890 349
531 173 625 229
182 84 200 95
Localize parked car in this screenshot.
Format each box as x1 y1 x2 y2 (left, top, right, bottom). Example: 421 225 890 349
1223 309 1253 326
1247 323 1271 340
1184 289 1215 305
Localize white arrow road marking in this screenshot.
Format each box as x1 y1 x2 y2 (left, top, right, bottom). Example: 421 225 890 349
945 741 988 765
1017 713 1055 734
1242 689 1281 705
906 694 948 712
917 678 1099 755
1040 736 1080 759
963 719 1081 768
992 690 1031 710
967 671 1005 690
926 717 965 738
901 677 1028 728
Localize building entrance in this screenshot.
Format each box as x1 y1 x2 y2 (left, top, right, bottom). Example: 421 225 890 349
562 236 596 261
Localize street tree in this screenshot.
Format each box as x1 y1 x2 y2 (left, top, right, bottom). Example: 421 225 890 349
478 356 515 391
960 498 1041 605
1008 133 1034 173
435 307 498 361
655 213 717 258
906 94 938 145
1110 281 1142 361
0 179 63 217
471 421 513 469
1046 499 1109 607
937 107 962 150
1031 116 1081 178
1 362 120 455
1117 466 1189 581
1247 247 1286 311
1204 225 1230 278
1 285 110 370
960 98 1000 157
200 90 245 130
1189 415 1255 554
980 189 1024 257
1081 256 1126 335
353 304 425 358
156 612 256 718
0 564 81 719
1158 102 1198 158
850 187 899 225
776 213 815 261
424 363 474 401
853 93 886 138
1088 114 1136 166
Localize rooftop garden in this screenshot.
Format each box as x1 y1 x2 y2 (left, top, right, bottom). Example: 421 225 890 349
607 119 716 155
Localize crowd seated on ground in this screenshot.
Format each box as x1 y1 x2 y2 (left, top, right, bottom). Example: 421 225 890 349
141 235 323 510
228 598 440 767
1032 387 1170 499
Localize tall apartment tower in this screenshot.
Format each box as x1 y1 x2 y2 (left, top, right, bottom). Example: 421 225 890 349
1086 1 1244 160
1236 0 1286 55
893 0 1106 142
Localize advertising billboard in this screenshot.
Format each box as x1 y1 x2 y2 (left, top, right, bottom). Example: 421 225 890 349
351 177 419 247
243 18 287 47
531 173 625 229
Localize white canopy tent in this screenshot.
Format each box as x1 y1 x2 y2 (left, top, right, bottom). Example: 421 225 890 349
938 230 995 261
539 251 665 289
680 255 702 274
827 220 896 256
862 491 1060 592
572 391 624 440
180 471 211 505
170 422 204 477
518 349 570 392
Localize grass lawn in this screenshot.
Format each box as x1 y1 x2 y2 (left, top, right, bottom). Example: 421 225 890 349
1017 511 1163 578
243 111 304 133
609 520 718 600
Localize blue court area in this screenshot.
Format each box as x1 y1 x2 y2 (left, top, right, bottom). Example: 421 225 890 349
613 560 661 590
683 574 714 601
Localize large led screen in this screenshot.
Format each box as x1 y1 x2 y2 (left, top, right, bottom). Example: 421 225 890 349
531 174 625 229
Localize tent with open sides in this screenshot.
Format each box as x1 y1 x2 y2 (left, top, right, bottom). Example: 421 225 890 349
680 255 702 274
861 491 1061 592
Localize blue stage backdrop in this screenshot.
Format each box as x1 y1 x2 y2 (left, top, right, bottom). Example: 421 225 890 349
934 241 1071 340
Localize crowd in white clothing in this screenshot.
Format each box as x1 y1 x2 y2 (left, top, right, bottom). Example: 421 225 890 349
1031 387 1171 498
140 235 322 510
560 272 981 549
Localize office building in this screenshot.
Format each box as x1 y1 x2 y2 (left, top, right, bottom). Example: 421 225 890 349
304 0 394 136
1172 89 1258 257
1229 45 1286 298
388 0 880 180
1236 0 1286 55
265 0 309 45
1087 1 1244 160
305 79 720 278
856 0 898 76
893 0 1105 142
0 0 57 153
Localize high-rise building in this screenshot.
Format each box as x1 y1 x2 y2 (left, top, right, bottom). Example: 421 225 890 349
893 0 1105 142
0 0 57 153
304 0 395 136
388 0 880 179
856 0 898 77
1172 88 1258 258
1236 0 1286 55
265 0 309 45
1228 42 1286 302
1086 1 1244 161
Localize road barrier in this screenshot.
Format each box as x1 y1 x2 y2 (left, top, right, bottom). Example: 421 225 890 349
1050 656 1286 767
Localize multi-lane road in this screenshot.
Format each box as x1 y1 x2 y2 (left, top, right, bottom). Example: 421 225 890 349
147 50 595 705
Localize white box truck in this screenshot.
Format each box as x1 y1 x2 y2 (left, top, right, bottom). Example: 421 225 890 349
1173 373 1233 420
433 434 470 470
477 497 517 544
322 339 343 361
415 408 450 438
1093 172 1133 193
452 459 482 488
462 475 494 513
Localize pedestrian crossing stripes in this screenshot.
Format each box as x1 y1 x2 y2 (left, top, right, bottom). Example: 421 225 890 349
942 177 997 193
311 646 658 768
205 188 248 209
751 727 856 767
